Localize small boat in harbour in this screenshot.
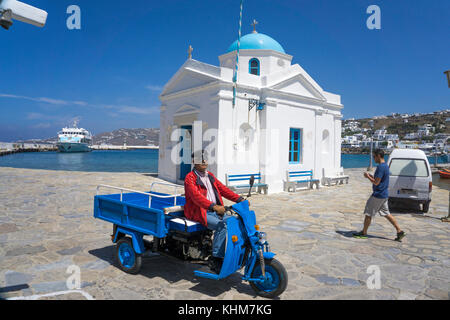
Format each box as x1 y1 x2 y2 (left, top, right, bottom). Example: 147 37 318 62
438 168 450 179
56 121 92 153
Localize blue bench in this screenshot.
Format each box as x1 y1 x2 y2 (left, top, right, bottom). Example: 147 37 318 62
284 170 320 192
225 173 268 195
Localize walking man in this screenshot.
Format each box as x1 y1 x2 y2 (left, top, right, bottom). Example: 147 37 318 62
353 149 406 241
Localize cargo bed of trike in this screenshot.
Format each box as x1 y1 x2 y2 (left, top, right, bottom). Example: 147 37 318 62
94 183 206 253
93 182 288 298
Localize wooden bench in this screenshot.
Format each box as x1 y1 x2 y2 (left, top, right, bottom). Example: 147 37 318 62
284 170 320 192
225 173 268 195
323 167 349 186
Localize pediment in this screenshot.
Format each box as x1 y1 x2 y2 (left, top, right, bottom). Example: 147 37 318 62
174 104 200 116
161 64 219 97
269 74 326 100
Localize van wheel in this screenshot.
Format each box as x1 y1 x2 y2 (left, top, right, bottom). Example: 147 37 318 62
422 201 430 213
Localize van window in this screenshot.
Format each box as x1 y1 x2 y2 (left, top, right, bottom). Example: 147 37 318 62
389 159 429 177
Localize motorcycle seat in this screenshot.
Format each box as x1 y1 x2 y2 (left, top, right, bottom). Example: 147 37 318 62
169 217 207 233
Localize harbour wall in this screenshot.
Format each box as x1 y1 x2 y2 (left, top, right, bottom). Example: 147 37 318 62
0 142 57 156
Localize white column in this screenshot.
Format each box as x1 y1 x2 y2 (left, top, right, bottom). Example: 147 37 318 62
334 115 342 168
314 109 324 182
259 99 279 193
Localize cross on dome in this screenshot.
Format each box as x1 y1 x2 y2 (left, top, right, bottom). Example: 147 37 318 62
188 45 193 59
251 19 258 33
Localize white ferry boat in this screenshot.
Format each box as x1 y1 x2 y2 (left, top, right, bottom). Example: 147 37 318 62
56 121 92 153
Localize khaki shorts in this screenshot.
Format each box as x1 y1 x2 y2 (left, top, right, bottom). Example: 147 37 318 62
364 196 390 217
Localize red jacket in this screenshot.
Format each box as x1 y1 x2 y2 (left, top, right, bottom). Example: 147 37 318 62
184 170 243 226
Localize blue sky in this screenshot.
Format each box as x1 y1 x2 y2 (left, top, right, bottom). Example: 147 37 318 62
0 0 449 141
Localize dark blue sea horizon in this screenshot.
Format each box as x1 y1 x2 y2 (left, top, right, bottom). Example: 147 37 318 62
341 153 449 168
0 149 159 173
0 149 448 172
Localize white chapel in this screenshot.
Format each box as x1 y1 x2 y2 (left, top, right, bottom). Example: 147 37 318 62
158 25 343 194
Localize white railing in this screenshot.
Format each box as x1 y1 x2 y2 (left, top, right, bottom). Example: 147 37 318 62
149 182 185 206
96 183 184 207
150 181 183 193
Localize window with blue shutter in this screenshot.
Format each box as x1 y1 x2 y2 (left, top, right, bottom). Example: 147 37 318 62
249 58 260 76
289 128 302 163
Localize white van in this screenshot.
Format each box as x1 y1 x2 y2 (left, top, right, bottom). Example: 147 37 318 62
387 149 432 212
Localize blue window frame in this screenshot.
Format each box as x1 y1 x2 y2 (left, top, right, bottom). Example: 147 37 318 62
249 58 260 76
289 128 302 163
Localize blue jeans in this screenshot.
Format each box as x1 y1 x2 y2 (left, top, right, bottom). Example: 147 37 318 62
206 211 232 258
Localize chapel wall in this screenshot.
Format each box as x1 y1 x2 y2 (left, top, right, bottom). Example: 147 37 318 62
215 95 262 183
263 103 317 193
158 89 220 184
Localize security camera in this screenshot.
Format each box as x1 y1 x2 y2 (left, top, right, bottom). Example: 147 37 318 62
0 8 13 29
0 0 48 29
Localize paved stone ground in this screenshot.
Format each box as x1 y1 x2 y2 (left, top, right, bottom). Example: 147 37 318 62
0 167 449 300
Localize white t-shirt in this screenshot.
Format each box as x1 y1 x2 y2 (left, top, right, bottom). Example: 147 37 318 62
195 170 217 205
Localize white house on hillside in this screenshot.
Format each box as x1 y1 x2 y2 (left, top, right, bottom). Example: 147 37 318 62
158 28 343 193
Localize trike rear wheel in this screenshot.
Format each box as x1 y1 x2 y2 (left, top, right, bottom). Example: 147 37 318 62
114 237 142 274
250 258 288 299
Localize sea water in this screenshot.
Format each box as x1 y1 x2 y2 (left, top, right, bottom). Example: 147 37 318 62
0 149 447 172
0 149 159 173
341 153 449 168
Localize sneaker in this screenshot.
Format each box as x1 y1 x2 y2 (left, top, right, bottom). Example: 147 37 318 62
395 231 406 242
352 231 368 239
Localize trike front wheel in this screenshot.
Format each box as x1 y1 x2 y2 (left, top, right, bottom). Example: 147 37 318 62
250 258 288 299
114 237 142 274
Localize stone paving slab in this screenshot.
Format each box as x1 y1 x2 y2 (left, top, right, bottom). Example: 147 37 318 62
0 167 449 300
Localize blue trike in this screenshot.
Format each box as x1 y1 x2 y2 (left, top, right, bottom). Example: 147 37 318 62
93 182 287 298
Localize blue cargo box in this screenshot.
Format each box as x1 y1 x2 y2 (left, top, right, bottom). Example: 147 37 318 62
94 191 186 238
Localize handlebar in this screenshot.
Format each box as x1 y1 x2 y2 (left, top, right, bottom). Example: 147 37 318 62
224 196 251 212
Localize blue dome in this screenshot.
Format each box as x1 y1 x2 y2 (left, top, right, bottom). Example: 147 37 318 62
227 33 286 54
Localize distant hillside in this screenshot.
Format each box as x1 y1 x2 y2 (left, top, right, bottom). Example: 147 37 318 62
344 110 450 138
16 137 57 144
15 128 160 145
92 128 160 146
